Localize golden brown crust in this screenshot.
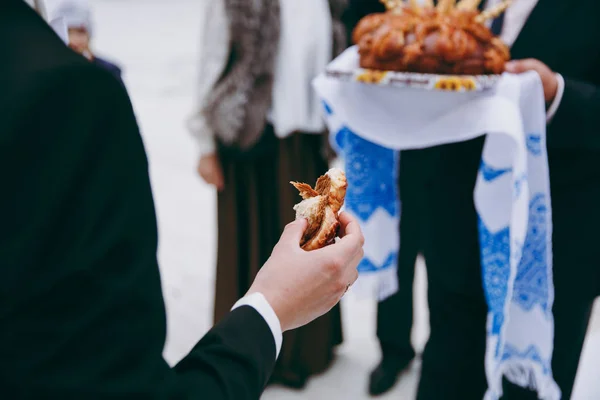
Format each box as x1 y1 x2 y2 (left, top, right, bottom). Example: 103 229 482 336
354 5 510 75
301 208 340 251
292 169 347 251
314 174 348 215
300 196 328 248
290 182 319 199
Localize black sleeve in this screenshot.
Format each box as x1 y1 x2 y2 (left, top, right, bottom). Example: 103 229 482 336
174 306 277 399
547 77 600 150
342 0 386 45
0 64 275 399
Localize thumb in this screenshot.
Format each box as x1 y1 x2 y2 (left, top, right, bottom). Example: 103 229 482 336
279 218 308 246
505 59 536 74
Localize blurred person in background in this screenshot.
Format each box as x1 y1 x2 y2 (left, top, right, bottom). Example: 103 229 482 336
345 0 600 399
189 0 348 389
1 1 364 399
53 0 123 83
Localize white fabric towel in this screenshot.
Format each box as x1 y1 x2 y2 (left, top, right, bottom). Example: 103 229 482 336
313 47 560 400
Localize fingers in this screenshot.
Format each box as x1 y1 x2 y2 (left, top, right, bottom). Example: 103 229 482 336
505 58 539 74
334 212 365 255
199 171 223 191
198 167 225 191
320 233 363 264
279 219 308 247
504 59 528 73
345 251 361 284
338 252 361 300
350 246 365 278
304 212 363 302
337 211 362 239
198 154 225 191
318 213 365 269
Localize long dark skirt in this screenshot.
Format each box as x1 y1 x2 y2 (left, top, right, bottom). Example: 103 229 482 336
213 125 343 383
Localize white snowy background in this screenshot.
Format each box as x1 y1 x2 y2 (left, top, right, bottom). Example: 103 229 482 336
43 0 600 398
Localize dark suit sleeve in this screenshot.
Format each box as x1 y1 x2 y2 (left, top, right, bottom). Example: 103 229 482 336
548 77 600 150
93 57 125 86
341 0 386 45
0 64 274 399
174 306 277 399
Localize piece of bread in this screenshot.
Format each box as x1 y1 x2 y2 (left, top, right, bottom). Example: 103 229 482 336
354 0 511 75
291 168 348 251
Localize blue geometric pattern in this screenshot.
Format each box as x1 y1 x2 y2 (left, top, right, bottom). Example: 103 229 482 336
479 220 511 336
512 194 550 312
322 100 333 116
358 252 397 273
480 160 512 182
513 173 527 200
526 134 542 156
502 344 552 376
337 126 399 222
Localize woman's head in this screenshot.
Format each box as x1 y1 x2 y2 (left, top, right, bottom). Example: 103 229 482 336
67 26 90 54
54 1 93 55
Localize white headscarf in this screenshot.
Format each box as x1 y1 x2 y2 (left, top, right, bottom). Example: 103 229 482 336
53 0 93 36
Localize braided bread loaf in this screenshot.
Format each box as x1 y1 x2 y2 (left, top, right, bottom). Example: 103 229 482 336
354 1 511 75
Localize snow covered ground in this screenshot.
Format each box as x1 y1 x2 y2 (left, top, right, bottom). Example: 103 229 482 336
44 0 599 398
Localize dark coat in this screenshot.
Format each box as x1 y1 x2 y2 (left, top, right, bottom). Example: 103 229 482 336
0 1 276 399
93 56 123 82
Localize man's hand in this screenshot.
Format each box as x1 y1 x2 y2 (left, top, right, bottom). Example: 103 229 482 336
505 59 558 103
197 153 225 191
248 212 364 332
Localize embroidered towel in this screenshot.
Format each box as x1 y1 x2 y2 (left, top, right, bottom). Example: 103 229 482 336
313 47 560 400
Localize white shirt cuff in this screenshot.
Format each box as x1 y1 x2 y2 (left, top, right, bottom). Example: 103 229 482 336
232 293 283 358
546 73 565 123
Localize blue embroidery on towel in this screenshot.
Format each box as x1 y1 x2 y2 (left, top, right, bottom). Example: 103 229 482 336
512 194 550 313
337 126 398 221
514 173 527 199
502 344 552 376
526 134 542 156
480 160 512 182
479 220 511 336
322 100 333 116
358 252 397 273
